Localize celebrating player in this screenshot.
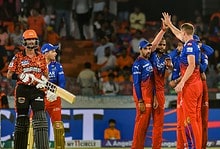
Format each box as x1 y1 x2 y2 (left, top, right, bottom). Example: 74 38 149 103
193 35 214 148
168 41 187 148
150 37 173 148
41 43 66 149
131 23 166 149
163 12 203 148
7 29 49 149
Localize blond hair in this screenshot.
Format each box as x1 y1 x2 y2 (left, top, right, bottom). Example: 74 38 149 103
180 23 194 35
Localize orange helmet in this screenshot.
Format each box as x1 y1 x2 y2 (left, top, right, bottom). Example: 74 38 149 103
23 29 38 39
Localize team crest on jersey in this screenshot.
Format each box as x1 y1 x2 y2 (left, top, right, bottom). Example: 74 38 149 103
186 47 193 52
21 60 29 66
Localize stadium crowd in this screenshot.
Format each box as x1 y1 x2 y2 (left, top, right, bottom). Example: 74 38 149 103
0 0 220 97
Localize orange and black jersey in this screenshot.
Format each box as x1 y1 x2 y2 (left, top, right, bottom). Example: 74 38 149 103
8 50 48 85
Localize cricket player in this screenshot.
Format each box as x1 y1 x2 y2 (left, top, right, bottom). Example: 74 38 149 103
193 35 214 149
169 41 188 148
131 24 166 149
162 12 203 149
131 40 153 149
150 37 173 149
7 29 49 149
41 43 66 149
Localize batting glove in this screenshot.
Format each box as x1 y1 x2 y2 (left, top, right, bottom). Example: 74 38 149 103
46 90 57 102
19 73 35 85
36 75 47 89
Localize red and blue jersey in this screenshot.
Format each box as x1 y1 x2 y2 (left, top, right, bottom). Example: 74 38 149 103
201 44 214 57
200 53 208 73
200 43 214 73
132 57 153 100
169 49 181 80
150 52 171 91
180 40 201 84
48 61 66 89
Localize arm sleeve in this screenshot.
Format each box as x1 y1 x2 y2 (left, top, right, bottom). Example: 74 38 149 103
104 129 109 140
57 63 66 89
132 62 142 100
200 53 208 73
116 129 121 140
201 44 214 56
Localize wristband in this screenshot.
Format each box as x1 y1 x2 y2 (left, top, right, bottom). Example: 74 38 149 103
138 100 144 103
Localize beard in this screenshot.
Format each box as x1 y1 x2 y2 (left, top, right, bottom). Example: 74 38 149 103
143 52 151 58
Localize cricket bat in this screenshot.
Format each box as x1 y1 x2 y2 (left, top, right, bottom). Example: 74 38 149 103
27 118 34 149
33 76 76 104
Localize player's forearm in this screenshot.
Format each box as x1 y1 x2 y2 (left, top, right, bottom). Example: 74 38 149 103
151 29 166 52
167 23 182 41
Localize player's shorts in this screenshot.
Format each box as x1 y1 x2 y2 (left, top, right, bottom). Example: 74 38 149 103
15 84 45 115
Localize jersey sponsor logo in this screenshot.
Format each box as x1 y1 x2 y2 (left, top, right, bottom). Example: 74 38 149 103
145 65 153 72
133 71 141 75
23 67 41 73
156 62 165 70
59 71 64 75
186 47 193 52
35 97 44 101
21 60 29 66
133 65 139 70
49 71 56 78
17 97 25 103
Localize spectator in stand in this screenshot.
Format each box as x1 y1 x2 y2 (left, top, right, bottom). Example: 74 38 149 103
208 16 220 44
72 0 93 40
194 15 208 37
0 45 8 77
27 8 46 43
131 29 145 59
46 26 60 45
116 0 130 23
0 74 14 96
98 46 117 72
9 23 23 46
40 6 56 29
94 36 115 64
214 63 220 89
53 0 72 39
18 9 29 31
116 47 133 70
0 88 9 109
129 6 146 31
102 72 119 95
102 5 117 23
0 26 9 46
77 62 98 96
118 67 132 95
104 118 121 140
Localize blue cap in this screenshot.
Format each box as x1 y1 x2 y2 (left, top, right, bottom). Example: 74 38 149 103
41 43 59 54
139 40 152 49
193 35 200 42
